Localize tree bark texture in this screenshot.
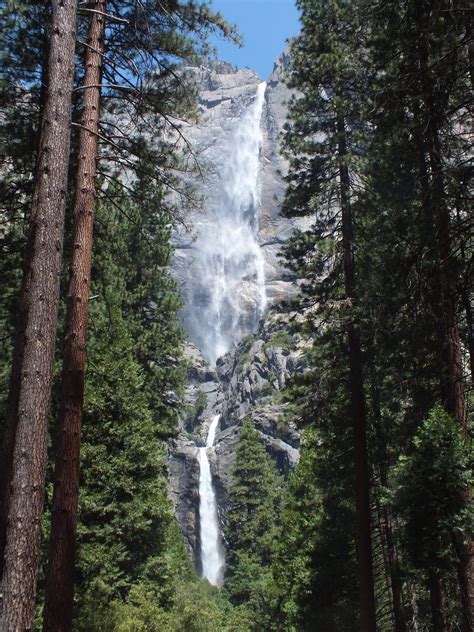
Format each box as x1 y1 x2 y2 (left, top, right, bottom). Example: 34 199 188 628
379 471 406 632
337 114 377 632
429 572 451 632
0 1 77 629
0 15 51 578
432 132 473 631
42 4 105 630
428 77 473 632
414 1 473 625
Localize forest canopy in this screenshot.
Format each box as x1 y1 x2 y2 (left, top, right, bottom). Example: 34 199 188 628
0 0 472 630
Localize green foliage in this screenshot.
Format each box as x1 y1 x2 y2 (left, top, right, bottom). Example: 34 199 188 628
223 419 285 627
394 406 472 573
274 405 358 630
278 0 472 628
75 579 255 632
0 1 50 433
183 389 208 433
268 330 293 351
70 173 188 625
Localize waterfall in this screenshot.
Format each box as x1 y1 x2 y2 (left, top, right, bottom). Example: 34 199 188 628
198 414 224 585
186 81 268 365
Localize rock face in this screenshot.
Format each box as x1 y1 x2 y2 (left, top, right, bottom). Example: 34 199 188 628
168 308 306 565
167 55 304 569
259 51 301 304
171 58 297 365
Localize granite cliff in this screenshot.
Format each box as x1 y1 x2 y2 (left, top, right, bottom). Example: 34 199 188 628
167 55 303 568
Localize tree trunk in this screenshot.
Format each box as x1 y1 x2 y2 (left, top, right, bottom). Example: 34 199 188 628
42 4 105 630
429 121 473 632
0 11 51 578
370 373 407 632
414 1 473 624
379 473 406 632
0 1 77 629
409 583 421 632
428 571 451 632
337 114 377 632
429 127 467 432
460 283 473 384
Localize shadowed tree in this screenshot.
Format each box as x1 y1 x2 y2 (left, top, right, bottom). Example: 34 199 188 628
0 0 77 629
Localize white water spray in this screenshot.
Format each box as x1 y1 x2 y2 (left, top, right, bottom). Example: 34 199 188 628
186 82 268 365
198 414 224 585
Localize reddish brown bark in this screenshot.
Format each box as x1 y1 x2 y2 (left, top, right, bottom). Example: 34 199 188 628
42 3 105 630
0 1 77 629
0 13 50 578
429 115 472 632
414 1 473 624
337 114 377 632
429 572 451 632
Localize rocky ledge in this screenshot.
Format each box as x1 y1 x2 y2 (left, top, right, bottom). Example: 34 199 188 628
167 307 305 565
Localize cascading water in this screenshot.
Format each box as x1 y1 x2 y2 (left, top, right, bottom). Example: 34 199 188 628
198 414 224 585
186 81 268 365
190 81 268 585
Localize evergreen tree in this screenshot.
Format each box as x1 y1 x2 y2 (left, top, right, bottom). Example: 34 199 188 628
43 4 106 627
282 0 377 627
69 176 185 625
273 338 360 631
394 407 472 631
42 1 237 625
279 0 472 628
224 419 284 625
0 0 51 572
0 1 78 627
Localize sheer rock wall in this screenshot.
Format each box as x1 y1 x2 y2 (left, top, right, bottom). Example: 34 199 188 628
167 55 303 566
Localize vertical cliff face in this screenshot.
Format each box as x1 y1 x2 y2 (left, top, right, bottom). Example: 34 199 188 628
172 58 297 362
168 55 303 571
259 52 300 305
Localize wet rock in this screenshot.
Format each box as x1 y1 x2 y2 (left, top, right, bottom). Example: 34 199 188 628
171 56 301 360
166 440 201 565
166 54 310 572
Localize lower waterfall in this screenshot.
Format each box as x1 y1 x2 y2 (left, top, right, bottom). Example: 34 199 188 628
198 414 224 585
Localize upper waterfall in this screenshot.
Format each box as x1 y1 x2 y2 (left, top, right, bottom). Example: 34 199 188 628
178 80 268 365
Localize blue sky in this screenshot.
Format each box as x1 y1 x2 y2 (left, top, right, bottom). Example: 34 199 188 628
208 0 300 79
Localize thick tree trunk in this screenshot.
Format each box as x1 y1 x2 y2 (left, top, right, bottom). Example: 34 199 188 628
428 571 451 632
460 285 473 383
0 1 77 629
42 4 105 630
414 0 473 623
0 12 51 578
429 125 473 632
429 129 467 432
337 114 377 632
0 231 36 579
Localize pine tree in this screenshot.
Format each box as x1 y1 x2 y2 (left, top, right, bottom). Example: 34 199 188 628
42 3 106 629
0 1 78 628
68 177 185 625
282 1 376 627
394 407 472 631
224 419 284 621
365 0 473 624
273 338 360 631
0 0 51 575
42 2 237 625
